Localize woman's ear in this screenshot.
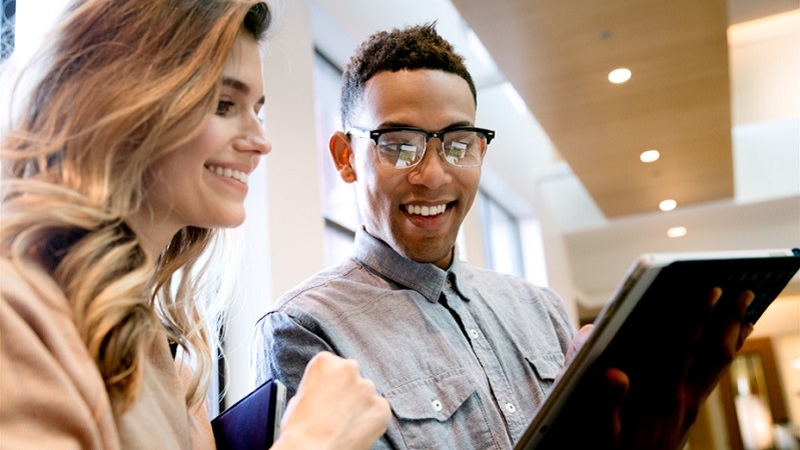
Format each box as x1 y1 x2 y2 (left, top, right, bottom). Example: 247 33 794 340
329 131 357 183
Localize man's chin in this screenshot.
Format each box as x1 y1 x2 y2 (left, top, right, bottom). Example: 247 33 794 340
399 243 455 268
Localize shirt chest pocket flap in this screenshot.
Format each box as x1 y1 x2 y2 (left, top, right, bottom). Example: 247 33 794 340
525 352 564 381
385 370 476 422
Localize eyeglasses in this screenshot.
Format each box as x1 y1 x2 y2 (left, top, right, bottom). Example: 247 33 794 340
346 126 495 169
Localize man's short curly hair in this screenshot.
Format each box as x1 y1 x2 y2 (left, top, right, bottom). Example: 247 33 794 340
340 22 477 129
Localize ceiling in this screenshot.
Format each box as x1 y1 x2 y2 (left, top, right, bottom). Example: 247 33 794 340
450 0 735 218
727 0 800 24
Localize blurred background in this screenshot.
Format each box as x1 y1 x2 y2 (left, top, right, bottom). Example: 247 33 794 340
3 0 798 448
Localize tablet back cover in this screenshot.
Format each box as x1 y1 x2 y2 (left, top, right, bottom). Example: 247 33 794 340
212 378 286 450
515 249 800 449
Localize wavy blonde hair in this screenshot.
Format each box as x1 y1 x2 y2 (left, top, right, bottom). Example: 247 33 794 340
0 0 270 410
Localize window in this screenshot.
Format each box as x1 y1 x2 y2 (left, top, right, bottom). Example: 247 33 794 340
1 0 15 63
313 50 360 265
479 190 525 277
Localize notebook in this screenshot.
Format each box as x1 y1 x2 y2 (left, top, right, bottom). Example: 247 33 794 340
212 378 287 450
514 247 800 449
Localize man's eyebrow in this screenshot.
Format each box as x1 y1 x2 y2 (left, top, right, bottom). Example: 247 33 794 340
379 120 473 130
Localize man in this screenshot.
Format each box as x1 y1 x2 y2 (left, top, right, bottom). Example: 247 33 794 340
252 24 754 449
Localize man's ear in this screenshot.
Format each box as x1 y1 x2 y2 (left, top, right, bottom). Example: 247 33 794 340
329 131 357 183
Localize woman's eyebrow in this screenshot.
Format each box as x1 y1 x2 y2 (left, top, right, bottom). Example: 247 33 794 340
222 76 250 95
222 76 265 105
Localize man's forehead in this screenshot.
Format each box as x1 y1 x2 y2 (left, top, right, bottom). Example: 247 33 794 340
355 70 476 127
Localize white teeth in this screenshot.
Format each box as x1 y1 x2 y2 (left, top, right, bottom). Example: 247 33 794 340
406 204 447 216
206 165 249 184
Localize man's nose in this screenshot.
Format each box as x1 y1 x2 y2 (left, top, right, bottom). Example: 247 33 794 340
407 139 451 189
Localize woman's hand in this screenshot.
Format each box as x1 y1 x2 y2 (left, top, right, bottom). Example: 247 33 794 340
271 351 391 450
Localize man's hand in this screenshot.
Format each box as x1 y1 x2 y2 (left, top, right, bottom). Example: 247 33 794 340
617 287 754 449
552 288 754 450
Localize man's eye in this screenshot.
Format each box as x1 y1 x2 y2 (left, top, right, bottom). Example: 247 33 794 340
216 100 235 115
446 141 469 159
381 142 414 151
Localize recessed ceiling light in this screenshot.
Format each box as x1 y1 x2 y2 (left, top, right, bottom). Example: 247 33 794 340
608 68 632 84
659 199 677 211
667 226 687 238
640 149 660 163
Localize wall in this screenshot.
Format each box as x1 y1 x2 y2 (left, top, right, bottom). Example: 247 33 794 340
226 0 327 405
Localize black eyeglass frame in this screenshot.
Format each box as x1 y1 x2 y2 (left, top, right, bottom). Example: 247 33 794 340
348 126 495 145
346 125 496 168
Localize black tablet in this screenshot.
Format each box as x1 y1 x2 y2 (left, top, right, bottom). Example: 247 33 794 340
514 248 800 449
212 378 287 450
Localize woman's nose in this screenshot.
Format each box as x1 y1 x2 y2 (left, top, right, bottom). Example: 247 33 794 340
248 131 271 155
238 115 272 155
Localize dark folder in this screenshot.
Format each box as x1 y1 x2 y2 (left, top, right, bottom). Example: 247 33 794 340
211 378 287 450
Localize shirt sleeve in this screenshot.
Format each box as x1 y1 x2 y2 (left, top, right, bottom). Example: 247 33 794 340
251 309 401 449
250 309 335 400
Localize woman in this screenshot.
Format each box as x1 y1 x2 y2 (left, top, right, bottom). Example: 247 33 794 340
0 0 389 448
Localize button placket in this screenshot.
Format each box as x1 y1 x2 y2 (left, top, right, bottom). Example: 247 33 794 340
443 286 527 433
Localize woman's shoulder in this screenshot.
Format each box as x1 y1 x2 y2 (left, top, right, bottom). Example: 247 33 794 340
0 256 91 370
0 256 70 315
0 257 120 449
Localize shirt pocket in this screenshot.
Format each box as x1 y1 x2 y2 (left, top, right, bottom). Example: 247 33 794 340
525 352 564 392
384 369 496 450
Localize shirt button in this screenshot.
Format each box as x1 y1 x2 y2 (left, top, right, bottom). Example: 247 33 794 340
505 403 516 413
468 329 479 339
444 279 452 289
432 400 443 412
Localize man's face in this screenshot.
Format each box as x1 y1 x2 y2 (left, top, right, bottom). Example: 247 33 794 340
345 69 481 270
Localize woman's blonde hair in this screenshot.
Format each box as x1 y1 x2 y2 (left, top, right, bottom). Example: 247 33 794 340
0 0 270 410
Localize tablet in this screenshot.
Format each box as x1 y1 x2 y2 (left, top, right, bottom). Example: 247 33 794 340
212 378 287 450
514 247 800 450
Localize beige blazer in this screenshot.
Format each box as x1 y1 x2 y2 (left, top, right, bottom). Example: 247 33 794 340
0 258 214 449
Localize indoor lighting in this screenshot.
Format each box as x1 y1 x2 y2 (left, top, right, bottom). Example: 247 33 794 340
659 199 677 211
640 149 660 163
667 226 687 238
501 82 529 116
608 68 632 84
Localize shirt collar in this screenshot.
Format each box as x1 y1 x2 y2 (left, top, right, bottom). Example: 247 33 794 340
353 227 472 303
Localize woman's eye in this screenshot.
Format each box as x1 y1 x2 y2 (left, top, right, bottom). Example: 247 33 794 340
216 100 235 116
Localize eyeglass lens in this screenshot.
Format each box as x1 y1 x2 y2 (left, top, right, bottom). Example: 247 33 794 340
376 130 487 168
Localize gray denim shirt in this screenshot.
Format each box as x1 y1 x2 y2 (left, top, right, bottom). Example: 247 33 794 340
251 228 575 449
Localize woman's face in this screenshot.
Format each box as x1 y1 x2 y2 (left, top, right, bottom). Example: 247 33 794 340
130 33 270 251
